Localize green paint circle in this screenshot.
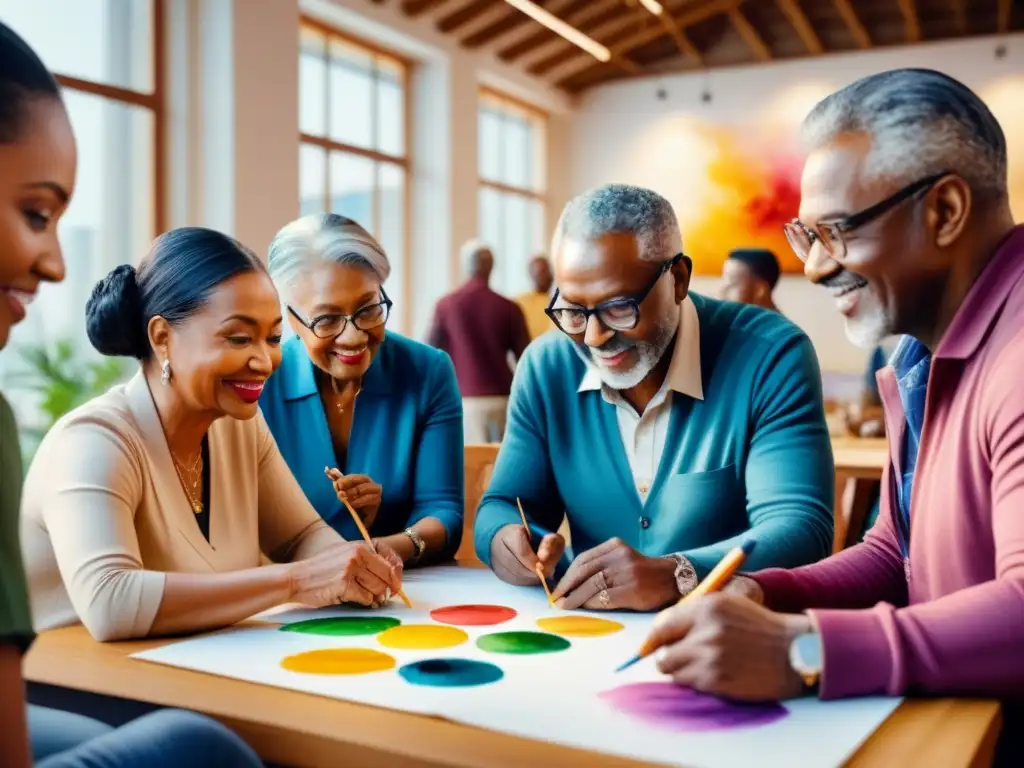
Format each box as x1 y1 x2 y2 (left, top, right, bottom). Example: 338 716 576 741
279 616 401 637
476 631 571 655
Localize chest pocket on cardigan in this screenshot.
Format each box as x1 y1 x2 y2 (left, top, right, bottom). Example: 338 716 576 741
656 465 745 548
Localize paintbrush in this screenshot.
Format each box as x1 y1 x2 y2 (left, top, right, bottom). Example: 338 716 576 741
325 467 413 608
516 497 555 605
615 539 757 673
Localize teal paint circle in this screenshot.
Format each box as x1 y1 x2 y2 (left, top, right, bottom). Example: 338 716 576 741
398 658 504 688
476 631 571 655
279 616 401 637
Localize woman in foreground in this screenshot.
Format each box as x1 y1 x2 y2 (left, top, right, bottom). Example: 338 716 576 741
0 20 263 768
21 226 403 645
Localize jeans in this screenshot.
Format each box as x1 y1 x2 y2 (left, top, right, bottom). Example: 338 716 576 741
29 705 262 768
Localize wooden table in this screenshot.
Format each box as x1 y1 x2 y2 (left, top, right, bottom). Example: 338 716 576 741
830 437 889 551
24 625 1001 768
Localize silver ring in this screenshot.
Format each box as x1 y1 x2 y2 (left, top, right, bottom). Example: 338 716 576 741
599 589 610 608
384 587 392 602
595 570 608 591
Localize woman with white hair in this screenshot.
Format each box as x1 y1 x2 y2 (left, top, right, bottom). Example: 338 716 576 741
261 214 464 566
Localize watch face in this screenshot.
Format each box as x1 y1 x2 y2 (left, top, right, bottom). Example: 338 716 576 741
792 633 823 673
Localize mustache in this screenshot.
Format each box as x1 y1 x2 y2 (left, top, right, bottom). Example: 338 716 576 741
819 268 868 292
575 335 635 359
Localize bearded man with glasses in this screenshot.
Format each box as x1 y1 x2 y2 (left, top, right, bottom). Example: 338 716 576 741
474 183 834 612
645 70 1023 766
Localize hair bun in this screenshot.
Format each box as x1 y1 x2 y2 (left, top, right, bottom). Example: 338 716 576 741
85 264 148 358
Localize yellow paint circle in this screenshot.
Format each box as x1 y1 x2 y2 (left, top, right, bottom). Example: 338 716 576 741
377 624 469 650
536 616 625 637
281 648 396 675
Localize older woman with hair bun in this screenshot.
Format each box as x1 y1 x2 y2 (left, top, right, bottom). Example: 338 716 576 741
260 214 463 566
20 226 403 645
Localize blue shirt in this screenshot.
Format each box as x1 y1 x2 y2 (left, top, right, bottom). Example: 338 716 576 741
260 334 465 555
889 335 931 556
474 293 835 579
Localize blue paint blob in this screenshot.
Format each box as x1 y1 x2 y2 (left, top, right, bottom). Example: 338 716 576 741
397 658 504 688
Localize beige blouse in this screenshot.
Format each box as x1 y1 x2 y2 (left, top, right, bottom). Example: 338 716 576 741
20 372 339 641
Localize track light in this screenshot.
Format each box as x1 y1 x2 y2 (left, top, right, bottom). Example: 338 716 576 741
502 0 611 62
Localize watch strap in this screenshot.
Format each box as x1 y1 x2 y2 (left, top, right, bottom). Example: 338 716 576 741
404 528 426 564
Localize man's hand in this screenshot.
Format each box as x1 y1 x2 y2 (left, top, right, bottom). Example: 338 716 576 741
490 524 565 586
646 593 810 701
551 538 679 611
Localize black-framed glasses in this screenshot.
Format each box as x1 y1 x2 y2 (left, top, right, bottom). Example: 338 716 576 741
288 287 393 339
545 253 685 335
784 172 949 263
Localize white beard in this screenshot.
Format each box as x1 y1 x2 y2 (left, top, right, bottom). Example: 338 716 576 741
843 284 895 349
585 303 679 391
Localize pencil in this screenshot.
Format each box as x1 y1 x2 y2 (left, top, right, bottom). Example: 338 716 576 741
615 539 757 672
326 467 413 608
516 497 555 605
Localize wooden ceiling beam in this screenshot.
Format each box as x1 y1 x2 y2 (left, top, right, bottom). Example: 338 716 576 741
437 0 494 33
833 0 871 49
897 0 922 42
997 0 1012 33
728 6 771 61
463 0 578 49
400 0 455 16
659 14 704 65
554 0 742 89
776 0 823 54
953 0 967 34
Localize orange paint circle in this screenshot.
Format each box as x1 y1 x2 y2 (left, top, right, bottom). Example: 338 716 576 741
536 616 625 637
377 624 469 650
281 648 396 675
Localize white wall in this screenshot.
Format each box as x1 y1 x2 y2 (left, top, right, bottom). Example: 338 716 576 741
569 34 1024 373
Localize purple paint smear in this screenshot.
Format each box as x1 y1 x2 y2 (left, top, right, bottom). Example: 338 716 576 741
599 682 788 732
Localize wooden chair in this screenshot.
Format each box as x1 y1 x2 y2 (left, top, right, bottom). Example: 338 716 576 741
457 443 500 564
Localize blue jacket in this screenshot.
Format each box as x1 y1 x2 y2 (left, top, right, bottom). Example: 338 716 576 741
260 334 464 556
474 293 834 579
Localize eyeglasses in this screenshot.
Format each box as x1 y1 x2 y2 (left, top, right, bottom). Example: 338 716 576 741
784 172 949 263
545 253 685 335
288 287 393 339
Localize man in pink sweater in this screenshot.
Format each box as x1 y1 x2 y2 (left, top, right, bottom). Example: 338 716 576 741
644 69 1023 761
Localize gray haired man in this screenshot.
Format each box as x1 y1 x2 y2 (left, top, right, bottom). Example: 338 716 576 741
474 183 834 614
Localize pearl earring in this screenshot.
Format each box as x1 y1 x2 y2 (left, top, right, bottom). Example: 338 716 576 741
161 358 171 386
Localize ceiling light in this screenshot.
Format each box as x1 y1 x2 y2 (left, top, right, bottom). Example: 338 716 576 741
503 0 611 62
638 0 664 15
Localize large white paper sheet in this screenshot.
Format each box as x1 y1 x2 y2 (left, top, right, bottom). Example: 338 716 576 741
132 566 902 768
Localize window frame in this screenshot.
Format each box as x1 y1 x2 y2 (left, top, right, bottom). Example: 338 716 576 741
299 16 413 333
49 0 166 234
477 86 548 296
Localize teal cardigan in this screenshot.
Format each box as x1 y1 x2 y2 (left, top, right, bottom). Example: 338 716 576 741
474 294 834 579
260 334 464 556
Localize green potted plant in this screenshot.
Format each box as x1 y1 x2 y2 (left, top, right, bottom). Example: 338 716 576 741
8 339 129 457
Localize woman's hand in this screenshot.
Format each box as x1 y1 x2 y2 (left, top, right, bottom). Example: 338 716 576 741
287 540 402 608
325 468 382 529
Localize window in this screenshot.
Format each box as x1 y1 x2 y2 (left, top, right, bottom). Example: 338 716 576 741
0 0 162 443
478 88 547 299
299 20 409 333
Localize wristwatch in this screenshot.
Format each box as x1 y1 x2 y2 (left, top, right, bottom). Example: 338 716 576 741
664 553 699 597
788 631 823 692
404 528 426 565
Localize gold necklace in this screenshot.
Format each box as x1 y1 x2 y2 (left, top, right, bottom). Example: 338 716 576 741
171 450 204 514
330 376 361 415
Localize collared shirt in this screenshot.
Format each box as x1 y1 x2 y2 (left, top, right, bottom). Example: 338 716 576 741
426 277 531 397
515 291 552 340
752 224 1024 701
577 296 705 502
889 335 931 556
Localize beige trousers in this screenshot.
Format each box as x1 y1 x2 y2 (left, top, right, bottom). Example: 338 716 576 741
462 396 508 444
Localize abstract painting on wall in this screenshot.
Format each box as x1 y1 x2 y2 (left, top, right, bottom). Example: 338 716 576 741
668 121 805 276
